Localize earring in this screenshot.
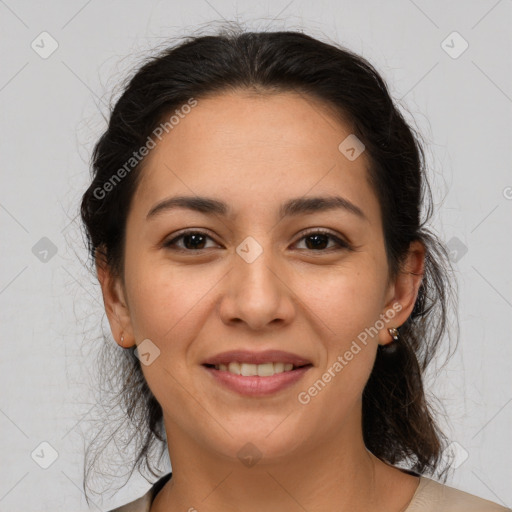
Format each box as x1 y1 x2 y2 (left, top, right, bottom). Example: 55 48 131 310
388 327 399 341
120 334 125 344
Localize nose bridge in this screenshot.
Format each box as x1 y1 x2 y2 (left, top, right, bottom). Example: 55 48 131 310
237 235 277 289
219 233 294 329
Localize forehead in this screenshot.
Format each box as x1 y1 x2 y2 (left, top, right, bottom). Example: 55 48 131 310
146 90 353 163
132 91 380 223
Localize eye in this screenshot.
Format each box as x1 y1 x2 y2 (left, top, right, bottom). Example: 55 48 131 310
163 228 351 253
294 229 352 252
163 230 219 252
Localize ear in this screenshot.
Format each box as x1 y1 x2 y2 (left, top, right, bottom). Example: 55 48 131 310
378 240 425 346
95 248 135 348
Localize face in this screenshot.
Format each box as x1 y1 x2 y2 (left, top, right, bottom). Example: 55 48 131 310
99 90 423 463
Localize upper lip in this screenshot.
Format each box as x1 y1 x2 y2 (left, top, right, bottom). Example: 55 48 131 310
202 350 312 366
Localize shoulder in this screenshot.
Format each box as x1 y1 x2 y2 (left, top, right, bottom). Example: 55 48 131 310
106 473 511 512
406 475 511 512
108 491 152 512
107 472 172 512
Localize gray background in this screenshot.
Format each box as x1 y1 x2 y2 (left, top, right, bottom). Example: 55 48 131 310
1 0 511 510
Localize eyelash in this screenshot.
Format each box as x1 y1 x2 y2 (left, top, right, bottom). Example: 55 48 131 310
163 228 352 254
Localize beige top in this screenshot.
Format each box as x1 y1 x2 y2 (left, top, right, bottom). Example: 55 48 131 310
109 474 511 512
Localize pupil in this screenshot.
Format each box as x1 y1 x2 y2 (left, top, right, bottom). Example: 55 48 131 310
306 234 328 250
184 233 205 250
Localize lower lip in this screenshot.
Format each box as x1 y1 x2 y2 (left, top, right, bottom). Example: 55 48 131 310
203 365 312 396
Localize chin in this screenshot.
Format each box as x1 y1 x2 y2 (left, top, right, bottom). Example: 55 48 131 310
204 421 310 466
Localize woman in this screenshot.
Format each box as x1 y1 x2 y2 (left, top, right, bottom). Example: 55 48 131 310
80 27 510 512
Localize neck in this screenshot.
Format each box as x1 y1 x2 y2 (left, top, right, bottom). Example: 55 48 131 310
150 407 414 512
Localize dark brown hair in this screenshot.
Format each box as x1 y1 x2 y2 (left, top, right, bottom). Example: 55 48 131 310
80 24 457 501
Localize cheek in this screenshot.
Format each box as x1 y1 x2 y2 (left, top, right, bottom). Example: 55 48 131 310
124 256 215 345
308 263 387 336
305 263 385 387
124 262 215 398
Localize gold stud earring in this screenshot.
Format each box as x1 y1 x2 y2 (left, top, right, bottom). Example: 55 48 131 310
388 327 399 341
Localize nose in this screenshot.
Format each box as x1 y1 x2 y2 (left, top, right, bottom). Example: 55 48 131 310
218 241 295 331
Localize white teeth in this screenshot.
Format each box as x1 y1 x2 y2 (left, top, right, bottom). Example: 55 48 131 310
241 363 258 376
257 363 274 377
228 362 241 375
274 362 285 373
214 361 297 376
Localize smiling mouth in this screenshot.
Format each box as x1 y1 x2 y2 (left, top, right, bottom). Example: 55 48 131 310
203 362 313 377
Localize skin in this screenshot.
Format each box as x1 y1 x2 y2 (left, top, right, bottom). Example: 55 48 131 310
97 90 425 512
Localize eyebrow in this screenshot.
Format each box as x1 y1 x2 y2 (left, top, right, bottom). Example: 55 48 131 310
146 194 367 222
